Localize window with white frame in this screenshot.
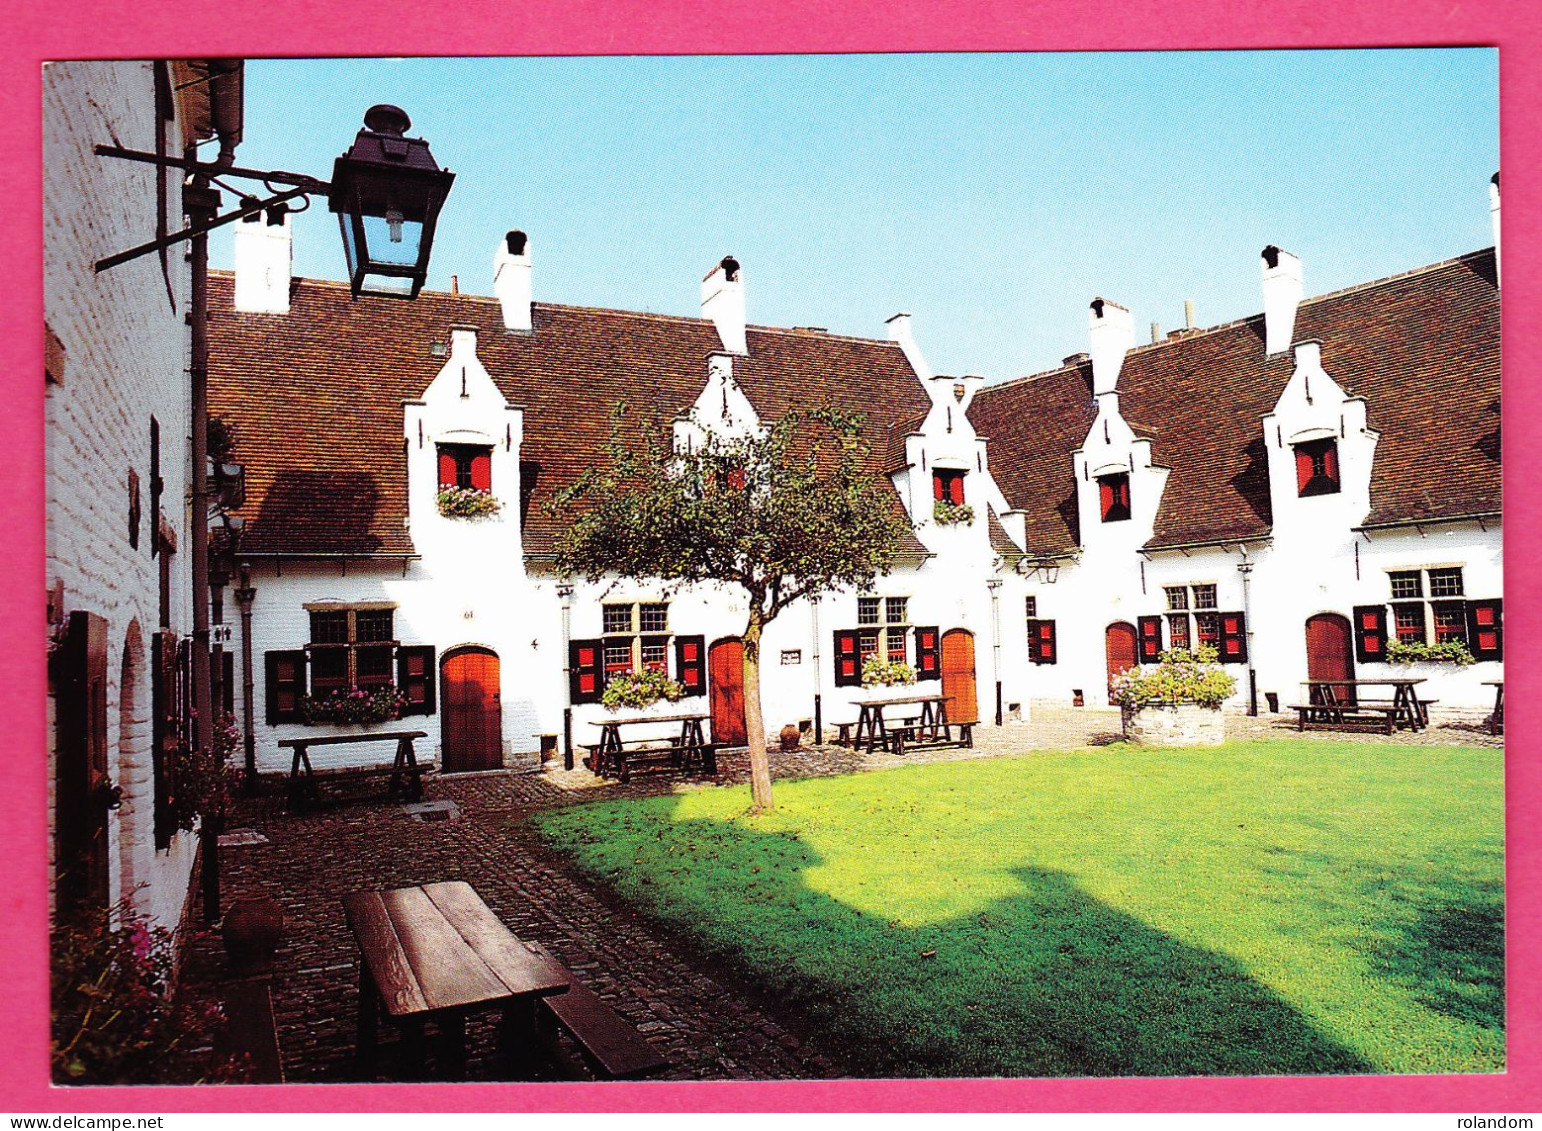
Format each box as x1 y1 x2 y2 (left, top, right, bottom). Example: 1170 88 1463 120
1389 568 1465 645
601 601 672 676
855 595 910 663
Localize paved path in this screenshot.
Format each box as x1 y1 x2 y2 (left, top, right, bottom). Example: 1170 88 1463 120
180 705 1499 1082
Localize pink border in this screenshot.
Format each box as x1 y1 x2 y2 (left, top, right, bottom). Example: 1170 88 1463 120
5 0 1538 1113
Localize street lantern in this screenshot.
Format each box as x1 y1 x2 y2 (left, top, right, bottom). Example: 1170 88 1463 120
329 105 455 299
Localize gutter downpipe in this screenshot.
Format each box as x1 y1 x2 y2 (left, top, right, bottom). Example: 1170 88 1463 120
811 595 823 746
987 579 1003 727
1237 544 1258 716
234 568 256 795
558 584 575 768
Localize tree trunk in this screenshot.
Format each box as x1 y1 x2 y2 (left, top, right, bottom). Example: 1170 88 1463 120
741 613 773 812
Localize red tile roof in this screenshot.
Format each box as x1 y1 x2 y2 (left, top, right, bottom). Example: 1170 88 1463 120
969 249 1500 554
206 275 933 560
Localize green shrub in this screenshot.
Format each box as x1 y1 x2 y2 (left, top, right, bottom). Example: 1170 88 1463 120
436 486 502 519
933 499 975 526
300 685 407 725
1386 638 1476 666
602 668 687 710
862 656 918 688
1112 645 1236 709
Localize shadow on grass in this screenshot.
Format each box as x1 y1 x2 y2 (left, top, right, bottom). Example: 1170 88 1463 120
1370 876 1504 1030
543 809 1375 1077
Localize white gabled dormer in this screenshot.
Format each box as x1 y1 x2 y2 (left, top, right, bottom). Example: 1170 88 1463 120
673 351 763 454
233 205 292 314
1072 297 1168 551
1260 338 1378 535
402 323 524 560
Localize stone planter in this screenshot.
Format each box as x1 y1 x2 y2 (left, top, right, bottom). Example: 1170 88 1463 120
1121 702 1226 747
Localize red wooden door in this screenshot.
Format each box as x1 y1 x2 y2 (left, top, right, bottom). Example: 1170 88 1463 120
440 648 502 773
708 638 746 746
941 629 977 723
56 611 110 915
1106 622 1138 705
1306 613 1356 706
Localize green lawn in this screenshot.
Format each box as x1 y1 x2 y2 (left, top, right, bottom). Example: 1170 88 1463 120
533 740 1504 1077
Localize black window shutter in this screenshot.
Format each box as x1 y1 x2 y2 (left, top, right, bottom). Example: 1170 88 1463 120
1029 619 1057 665
1466 599 1504 661
570 638 604 704
397 645 436 715
913 626 940 679
1137 616 1164 661
1219 612 1248 663
264 649 306 725
675 635 706 695
834 629 863 687
1353 605 1388 664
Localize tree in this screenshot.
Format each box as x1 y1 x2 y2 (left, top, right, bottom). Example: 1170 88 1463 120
551 406 910 811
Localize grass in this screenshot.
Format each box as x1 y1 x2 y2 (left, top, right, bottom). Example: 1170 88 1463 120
533 740 1504 1078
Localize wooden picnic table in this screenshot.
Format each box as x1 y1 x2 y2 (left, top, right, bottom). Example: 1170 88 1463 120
1297 679 1430 733
278 729 430 812
851 693 972 756
589 711 715 782
342 881 570 1080
1484 680 1504 735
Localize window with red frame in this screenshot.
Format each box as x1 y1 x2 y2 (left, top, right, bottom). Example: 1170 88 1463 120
933 469 966 506
437 443 492 491
1098 473 1131 522
1294 438 1340 497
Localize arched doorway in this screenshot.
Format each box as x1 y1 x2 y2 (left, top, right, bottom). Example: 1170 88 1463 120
55 611 110 916
117 623 144 901
1305 613 1356 706
1105 622 1139 705
708 638 746 746
440 647 502 773
941 629 977 724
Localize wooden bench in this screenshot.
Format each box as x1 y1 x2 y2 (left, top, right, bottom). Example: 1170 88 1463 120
893 718 976 757
1287 702 1397 734
832 722 857 747
583 739 716 781
536 981 669 1080
280 730 431 812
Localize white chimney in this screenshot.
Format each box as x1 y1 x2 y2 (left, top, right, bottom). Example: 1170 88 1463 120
702 255 747 355
1088 297 1134 398
233 207 292 314
494 230 533 332
886 311 935 380
1490 172 1500 285
1261 245 1304 355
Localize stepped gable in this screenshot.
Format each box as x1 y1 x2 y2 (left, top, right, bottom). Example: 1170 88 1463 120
207 274 932 559
970 249 1500 555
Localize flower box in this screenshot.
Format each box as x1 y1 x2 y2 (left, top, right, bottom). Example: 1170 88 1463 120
436 485 501 519
300 685 408 725
933 499 975 527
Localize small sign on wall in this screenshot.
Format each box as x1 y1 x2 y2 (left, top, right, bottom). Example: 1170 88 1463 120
781 649 802 666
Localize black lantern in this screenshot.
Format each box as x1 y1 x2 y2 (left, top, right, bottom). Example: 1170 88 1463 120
329 105 455 299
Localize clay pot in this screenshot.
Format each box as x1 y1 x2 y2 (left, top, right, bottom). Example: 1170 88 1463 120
222 892 284 977
779 724 801 752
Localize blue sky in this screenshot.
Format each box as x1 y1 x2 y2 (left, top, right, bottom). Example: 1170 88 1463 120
214 50 1498 380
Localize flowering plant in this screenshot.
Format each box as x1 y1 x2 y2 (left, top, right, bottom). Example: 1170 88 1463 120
301 685 408 725
862 656 917 688
1112 646 1236 709
52 897 248 1084
601 669 687 710
1386 638 1476 666
164 712 241 833
933 499 975 526
437 486 501 519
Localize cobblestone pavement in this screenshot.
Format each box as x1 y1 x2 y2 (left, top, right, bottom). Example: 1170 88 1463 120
180 705 1500 1083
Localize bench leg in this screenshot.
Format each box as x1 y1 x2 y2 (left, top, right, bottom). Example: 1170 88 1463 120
961 723 973 749
436 1012 468 1081
499 997 542 1081
357 967 380 1079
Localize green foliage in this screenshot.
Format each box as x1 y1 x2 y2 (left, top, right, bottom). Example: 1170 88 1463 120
1387 638 1476 666
300 685 407 725
436 485 502 519
932 498 975 526
601 668 687 710
549 405 910 616
1112 645 1237 709
536 739 1503 1077
163 712 241 833
52 898 248 1084
861 656 917 688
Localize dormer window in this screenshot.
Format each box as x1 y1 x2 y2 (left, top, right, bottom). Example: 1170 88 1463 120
438 443 491 490
1294 437 1340 497
932 469 966 505
1098 473 1131 522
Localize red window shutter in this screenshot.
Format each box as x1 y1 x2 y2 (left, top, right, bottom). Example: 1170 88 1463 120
438 451 457 488
727 467 746 491
1028 620 1057 665
569 639 604 704
933 473 945 501
1295 447 1313 494
950 476 964 505
913 626 940 677
1323 442 1339 483
396 645 436 715
1353 605 1387 664
834 629 862 687
1219 612 1247 662
1099 478 1114 517
264 648 306 725
470 452 492 491
1137 616 1164 661
1118 479 1130 509
674 635 706 693
1466 599 1503 661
